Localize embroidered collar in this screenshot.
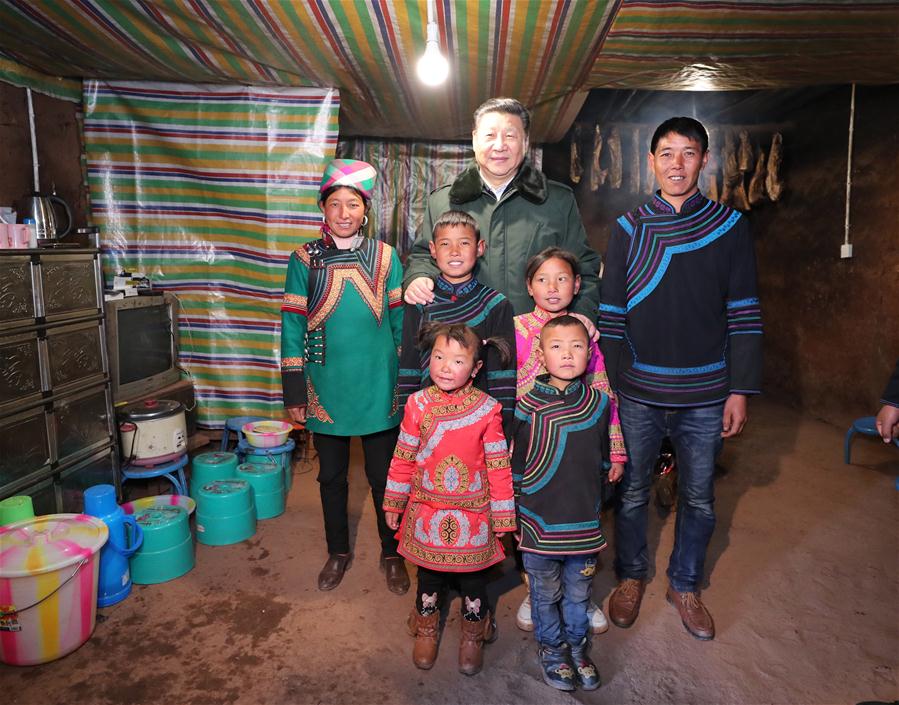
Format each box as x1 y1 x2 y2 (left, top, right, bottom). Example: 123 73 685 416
533 374 583 397
651 190 707 216
429 381 476 403
530 306 568 323
435 276 479 298
449 159 548 205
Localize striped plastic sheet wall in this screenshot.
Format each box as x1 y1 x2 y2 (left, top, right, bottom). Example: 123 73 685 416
83 81 339 428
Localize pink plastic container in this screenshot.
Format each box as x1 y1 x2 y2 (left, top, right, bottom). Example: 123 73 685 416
242 420 292 448
0 514 108 666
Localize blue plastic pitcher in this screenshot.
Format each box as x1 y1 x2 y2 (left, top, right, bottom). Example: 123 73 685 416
83 484 144 607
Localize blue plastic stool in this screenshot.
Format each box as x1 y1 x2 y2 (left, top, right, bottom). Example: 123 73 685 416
844 416 899 464
220 416 267 452
122 454 189 495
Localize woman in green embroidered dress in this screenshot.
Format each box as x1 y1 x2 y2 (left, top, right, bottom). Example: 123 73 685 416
280 159 409 594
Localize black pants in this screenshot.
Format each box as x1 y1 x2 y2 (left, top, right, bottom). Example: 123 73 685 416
313 426 399 556
416 566 491 620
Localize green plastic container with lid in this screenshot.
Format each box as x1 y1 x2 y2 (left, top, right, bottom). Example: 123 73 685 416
195 479 256 546
130 506 194 584
236 461 284 520
189 452 239 499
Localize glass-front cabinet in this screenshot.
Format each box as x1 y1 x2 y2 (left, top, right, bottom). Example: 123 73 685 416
0 248 118 511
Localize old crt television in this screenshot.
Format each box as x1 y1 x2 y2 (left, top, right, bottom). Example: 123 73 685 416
105 292 181 403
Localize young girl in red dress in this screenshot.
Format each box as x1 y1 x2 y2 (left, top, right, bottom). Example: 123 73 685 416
383 322 516 676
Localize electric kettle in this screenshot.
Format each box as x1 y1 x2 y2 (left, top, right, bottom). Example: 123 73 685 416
18 191 72 240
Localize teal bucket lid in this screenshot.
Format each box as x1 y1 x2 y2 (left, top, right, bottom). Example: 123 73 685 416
135 506 185 529
134 506 189 550
194 451 238 468
237 461 282 493
197 479 253 516
200 479 249 495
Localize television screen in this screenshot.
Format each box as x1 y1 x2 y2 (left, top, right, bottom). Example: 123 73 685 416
117 304 174 384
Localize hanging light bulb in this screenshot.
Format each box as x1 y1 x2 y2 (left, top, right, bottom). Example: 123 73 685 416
416 6 449 86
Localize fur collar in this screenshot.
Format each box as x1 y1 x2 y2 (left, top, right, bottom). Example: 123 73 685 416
449 159 548 205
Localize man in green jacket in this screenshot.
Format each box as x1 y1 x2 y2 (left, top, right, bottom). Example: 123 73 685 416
403 97 600 318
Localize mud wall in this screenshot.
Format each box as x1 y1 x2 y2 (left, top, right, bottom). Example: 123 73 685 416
0 82 88 229
543 85 899 427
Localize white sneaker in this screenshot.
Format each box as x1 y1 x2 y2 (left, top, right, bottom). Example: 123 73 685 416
588 601 609 634
517 595 609 634
516 594 534 631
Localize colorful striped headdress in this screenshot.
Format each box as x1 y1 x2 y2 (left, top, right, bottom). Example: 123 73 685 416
319 159 377 201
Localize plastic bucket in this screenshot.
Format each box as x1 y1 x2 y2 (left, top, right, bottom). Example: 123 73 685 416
237 462 285 520
195 480 256 546
129 507 194 585
190 452 239 499
0 514 108 666
239 438 296 493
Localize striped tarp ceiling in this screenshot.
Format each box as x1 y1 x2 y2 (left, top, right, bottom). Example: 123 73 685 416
1 1 898 142
0 0 616 142
590 1 899 91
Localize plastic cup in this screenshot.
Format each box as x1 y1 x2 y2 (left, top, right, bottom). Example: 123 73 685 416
0 495 36 526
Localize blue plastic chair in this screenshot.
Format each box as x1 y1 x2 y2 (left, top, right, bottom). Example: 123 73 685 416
844 416 899 464
220 415 267 452
122 453 189 495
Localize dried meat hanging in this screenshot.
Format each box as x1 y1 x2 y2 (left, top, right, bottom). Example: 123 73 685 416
766 133 785 202
570 125 583 184
738 130 754 174
720 130 740 206
628 126 641 193
590 124 607 191
608 126 622 189
748 149 768 205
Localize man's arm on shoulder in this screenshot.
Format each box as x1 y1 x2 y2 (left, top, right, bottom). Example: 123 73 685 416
403 193 440 291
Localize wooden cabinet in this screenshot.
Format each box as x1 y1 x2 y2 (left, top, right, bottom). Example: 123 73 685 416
0 247 119 512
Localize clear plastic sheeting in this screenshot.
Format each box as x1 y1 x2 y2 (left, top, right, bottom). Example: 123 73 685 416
83 81 339 428
337 140 542 258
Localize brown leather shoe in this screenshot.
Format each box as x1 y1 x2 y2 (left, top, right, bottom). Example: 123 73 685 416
608 578 646 628
666 586 715 640
458 612 495 676
317 553 351 591
380 554 410 595
408 609 440 669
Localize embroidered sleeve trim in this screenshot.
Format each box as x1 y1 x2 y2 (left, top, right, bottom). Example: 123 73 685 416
281 356 304 370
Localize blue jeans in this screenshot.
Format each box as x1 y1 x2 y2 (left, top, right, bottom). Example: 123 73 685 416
523 552 598 647
615 396 723 592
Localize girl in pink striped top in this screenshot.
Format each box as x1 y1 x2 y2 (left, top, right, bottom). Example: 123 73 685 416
514 247 626 464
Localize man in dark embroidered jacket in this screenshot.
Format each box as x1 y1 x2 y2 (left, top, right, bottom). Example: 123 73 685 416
598 117 763 641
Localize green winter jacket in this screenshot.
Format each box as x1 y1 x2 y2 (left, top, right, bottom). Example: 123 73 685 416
403 160 600 316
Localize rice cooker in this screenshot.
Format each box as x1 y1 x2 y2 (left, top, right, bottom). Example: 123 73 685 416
119 399 187 466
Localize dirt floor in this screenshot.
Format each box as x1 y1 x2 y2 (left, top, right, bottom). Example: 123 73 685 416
3 398 897 705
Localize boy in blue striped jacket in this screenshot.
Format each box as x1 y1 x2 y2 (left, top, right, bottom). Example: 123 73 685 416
511 315 623 693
